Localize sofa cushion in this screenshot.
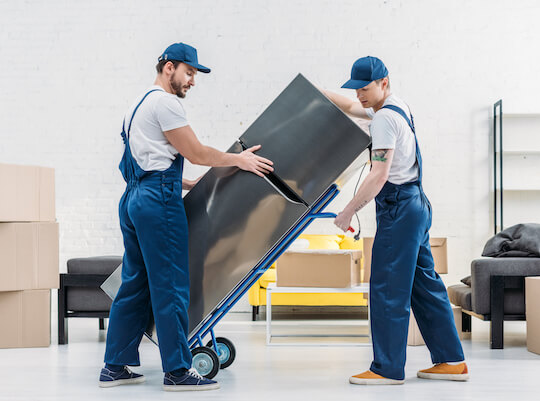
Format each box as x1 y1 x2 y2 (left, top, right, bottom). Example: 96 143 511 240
258 290 368 306
259 268 276 288
298 234 341 250
66 256 122 312
339 236 363 250
471 257 540 315
460 275 471 286
448 284 472 311
67 288 113 312
67 256 122 274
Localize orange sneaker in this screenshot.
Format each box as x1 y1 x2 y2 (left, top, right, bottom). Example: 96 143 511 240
349 370 404 385
417 362 469 381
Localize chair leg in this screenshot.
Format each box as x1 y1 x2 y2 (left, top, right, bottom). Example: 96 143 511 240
462 312 471 333
99 318 105 330
58 275 68 345
490 275 505 349
252 306 259 321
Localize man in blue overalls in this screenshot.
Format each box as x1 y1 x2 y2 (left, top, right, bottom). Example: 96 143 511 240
325 56 469 384
98 42 274 391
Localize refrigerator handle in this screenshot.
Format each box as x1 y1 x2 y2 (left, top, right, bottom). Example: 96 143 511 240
262 174 307 206
238 139 308 207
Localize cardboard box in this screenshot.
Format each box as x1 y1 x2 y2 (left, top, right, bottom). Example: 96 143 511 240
526 277 540 355
362 237 448 274
276 249 363 288
362 237 375 279
0 222 59 291
407 306 471 346
430 238 448 274
0 163 55 222
0 289 51 348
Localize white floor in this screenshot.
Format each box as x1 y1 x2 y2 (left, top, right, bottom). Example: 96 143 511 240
0 314 538 401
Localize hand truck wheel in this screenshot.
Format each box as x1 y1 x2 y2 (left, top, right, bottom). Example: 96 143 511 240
190 346 220 379
206 336 236 369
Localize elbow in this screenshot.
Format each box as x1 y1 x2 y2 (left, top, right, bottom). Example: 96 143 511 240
374 171 389 188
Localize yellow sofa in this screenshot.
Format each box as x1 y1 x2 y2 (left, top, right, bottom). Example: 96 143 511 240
248 234 368 320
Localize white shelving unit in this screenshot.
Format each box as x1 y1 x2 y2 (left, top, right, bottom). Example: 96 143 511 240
493 101 540 233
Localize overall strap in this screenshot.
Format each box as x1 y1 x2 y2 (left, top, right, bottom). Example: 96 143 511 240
381 104 423 183
381 104 415 133
122 88 163 140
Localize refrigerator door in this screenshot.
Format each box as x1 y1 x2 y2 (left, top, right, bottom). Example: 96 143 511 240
185 142 308 334
239 73 371 205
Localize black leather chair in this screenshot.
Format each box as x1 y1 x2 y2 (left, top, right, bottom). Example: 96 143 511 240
58 256 122 344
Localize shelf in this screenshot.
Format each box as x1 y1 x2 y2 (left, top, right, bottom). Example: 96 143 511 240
502 113 540 118
502 188 540 192
496 150 540 155
491 100 540 234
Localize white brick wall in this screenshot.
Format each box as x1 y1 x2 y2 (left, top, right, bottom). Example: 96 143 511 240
1 0 540 312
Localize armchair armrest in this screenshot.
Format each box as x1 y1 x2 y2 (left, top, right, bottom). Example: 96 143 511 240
471 257 540 315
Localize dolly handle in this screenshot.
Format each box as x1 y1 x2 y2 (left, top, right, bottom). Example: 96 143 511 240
310 212 355 232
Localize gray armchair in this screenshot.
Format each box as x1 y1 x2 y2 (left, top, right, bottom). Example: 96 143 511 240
448 257 540 349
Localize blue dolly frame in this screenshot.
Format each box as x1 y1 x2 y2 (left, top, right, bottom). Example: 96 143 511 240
188 184 345 378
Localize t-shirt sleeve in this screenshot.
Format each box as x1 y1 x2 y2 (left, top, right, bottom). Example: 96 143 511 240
155 95 189 131
370 111 397 150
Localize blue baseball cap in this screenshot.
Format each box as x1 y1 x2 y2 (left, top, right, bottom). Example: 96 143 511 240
341 56 388 89
158 42 211 73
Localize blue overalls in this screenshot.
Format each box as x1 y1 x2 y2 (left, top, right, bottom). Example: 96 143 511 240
104 89 192 373
369 105 465 380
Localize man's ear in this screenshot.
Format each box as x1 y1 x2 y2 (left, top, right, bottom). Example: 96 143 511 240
164 61 176 75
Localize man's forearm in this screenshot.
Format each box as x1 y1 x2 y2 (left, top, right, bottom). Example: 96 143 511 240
192 145 239 167
322 90 370 119
343 171 387 214
324 90 354 112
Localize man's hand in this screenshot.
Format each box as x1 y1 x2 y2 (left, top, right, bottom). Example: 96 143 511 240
182 175 203 190
236 145 274 177
334 207 355 233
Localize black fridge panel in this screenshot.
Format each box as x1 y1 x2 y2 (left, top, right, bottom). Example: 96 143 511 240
239 73 371 205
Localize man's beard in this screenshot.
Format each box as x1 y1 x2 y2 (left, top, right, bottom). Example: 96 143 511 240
170 78 187 98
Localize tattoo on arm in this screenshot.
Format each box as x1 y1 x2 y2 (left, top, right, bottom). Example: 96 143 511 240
355 200 369 212
372 149 389 162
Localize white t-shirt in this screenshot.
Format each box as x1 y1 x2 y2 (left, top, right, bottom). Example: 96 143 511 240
366 94 419 185
124 85 188 171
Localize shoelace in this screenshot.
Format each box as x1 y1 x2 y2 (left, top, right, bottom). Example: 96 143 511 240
187 368 204 380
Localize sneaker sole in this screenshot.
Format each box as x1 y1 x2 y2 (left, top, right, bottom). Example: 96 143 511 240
349 377 404 385
417 372 469 381
99 376 146 388
163 383 220 391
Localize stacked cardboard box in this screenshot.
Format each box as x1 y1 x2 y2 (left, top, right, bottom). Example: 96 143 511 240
0 163 58 348
276 249 363 288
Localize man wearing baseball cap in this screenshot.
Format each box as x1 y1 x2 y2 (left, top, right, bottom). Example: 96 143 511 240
324 56 468 384
99 42 273 391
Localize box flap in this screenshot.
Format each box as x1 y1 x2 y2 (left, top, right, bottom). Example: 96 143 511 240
430 238 447 247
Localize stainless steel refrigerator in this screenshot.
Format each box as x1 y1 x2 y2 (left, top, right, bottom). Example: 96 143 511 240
185 73 371 334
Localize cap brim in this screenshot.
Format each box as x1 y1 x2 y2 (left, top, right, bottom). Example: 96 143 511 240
184 61 211 73
341 79 372 89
